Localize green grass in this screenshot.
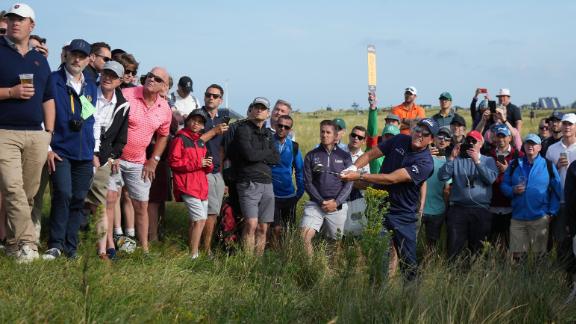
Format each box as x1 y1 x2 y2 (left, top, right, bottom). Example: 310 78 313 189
2 109 576 322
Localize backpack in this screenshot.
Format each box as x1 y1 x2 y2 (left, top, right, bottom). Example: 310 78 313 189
508 157 555 191
217 196 243 253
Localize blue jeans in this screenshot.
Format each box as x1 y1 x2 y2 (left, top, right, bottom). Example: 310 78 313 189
48 157 93 255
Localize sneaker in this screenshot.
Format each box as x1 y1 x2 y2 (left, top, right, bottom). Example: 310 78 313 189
191 253 199 260
42 247 62 261
118 236 137 254
16 244 39 263
0 239 6 252
106 248 117 260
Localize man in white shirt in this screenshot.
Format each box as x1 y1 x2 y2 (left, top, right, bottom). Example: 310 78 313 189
546 113 576 258
344 125 370 235
171 76 200 119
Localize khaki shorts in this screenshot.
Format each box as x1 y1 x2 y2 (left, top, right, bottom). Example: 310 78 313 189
301 201 348 240
509 216 549 253
85 163 112 206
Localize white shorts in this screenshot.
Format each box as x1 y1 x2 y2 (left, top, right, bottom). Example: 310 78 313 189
182 194 208 222
300 201 348 240
107 160 152 202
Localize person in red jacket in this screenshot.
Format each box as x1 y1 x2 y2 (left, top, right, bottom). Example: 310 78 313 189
169 109 214 259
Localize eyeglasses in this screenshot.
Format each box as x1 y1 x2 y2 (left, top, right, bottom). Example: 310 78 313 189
276 124 292 130
146 72 164 83
205 93 222 99
125 70 137 76
437 135 451 141
95 53 111 62
539 126 549 130
0 28 6 35
413 126 431 137
349 133 365 140
101 71 120 80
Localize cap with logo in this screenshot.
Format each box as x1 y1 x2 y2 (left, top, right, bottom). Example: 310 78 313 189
523 133 542 145
450 114 466 127
492 124 511 137
438 126 452 137
466 130 483 143
417 118 439 136
497 88 511 97
178 76 193 92
250 97 270 110
547 111 563 122
185 108 208 125
102 61 124 78
405 86 418 95
561 113 576 125
6 3 35 21
68 39 91 56
332 118 347 131
382 124 400 136
439 92 452 101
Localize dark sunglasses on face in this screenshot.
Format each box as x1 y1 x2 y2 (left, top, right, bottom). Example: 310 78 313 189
349 133 365 140
276 124 292 130
95 53 111 62
539 126 549 130
465 137 478 145
101 71 119 80
125 69 137 76
146 72 164 83
413 126 431 137
437 134 451 141
205 93 222 99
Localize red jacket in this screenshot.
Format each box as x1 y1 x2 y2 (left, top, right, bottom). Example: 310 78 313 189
168 128 213 201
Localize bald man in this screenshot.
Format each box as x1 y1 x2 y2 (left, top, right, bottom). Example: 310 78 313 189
106 67 172 253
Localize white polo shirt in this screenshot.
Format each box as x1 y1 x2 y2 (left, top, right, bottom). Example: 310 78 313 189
546 139 576 202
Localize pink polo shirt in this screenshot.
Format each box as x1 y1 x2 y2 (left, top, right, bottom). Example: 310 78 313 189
121 86 172 164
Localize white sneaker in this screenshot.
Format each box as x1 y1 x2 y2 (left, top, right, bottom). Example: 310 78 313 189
16 245 39 263
42 247 62 260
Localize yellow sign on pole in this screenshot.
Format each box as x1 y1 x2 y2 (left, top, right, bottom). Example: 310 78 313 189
367 45 377 95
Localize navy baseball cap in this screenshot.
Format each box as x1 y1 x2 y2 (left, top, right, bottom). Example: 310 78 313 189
68 39 91 56
417 118 439 136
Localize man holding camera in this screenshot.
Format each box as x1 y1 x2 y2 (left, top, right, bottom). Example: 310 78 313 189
438 130 498 260
43 39 97 260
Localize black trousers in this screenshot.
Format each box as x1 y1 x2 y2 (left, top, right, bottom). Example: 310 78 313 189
447 205 493 260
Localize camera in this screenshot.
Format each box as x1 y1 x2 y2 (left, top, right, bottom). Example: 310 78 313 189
488 100 497 114
459 143 472 159
68 119 84 132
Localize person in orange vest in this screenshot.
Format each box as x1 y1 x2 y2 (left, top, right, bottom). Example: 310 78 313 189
391 86 425 135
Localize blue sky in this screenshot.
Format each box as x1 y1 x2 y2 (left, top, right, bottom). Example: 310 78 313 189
17 0 576 112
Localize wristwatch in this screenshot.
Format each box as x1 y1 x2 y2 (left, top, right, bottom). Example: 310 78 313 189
153 155 161 162
359 170 367 181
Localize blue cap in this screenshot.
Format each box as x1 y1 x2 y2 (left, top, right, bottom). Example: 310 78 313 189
524 133 542 145
68 39 91 56
417 118 439 136
548 111 563 121
478 99 489 110
492 124 511 136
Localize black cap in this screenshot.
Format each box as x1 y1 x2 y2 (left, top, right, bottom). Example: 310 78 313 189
185 108 208 125
178 76 193 92
547 111 563 122
450 114 466 127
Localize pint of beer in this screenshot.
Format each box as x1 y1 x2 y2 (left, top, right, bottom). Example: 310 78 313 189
19 74 33 85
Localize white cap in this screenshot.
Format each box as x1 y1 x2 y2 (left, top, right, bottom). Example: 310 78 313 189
405 86 417 95
6 3 35 21
561 113 576 125
497 88 511 97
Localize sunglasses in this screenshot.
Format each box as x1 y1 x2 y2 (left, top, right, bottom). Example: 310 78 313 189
437 134 451 141
413 126 431 137
465 137 478 145
205 93 222 99
276 124 292 130
349 133 365 140
125 69 137 76
95 53 111 62
146 72 164 83
539 126 549 130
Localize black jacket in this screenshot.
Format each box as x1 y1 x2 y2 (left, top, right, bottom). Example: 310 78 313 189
229 120 280 184
96 88 130 164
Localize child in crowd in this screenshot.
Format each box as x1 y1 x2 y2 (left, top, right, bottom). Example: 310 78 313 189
168 109 213 259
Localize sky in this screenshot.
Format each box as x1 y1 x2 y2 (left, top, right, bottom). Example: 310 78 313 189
10 0 576 112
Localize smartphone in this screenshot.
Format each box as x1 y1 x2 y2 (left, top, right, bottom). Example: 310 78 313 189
489 100 497 114
497 155 505 164
479 88 488 94
223 116 231 125
560 152 568 160
459 143 471 159
205 149 212 159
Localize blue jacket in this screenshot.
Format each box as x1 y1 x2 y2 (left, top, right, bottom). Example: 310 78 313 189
501 155 561 221
304 144 353 207
49 68 97 161
271 136 304 199
438 155 498 208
